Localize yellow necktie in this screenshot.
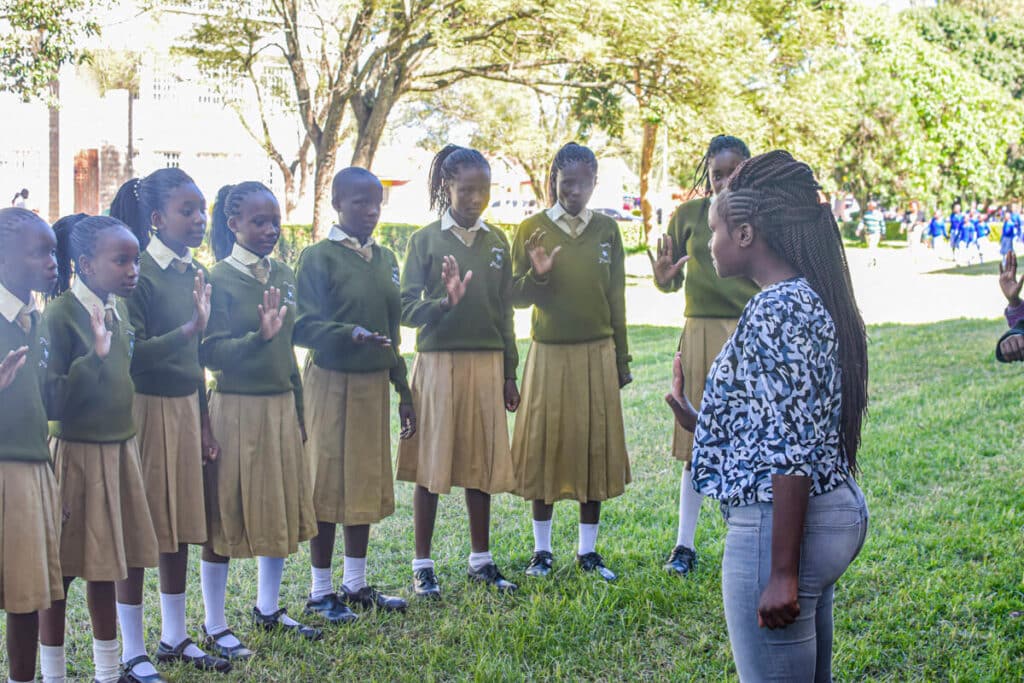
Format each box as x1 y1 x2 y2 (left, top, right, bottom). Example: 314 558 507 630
249 259 270 285
171 258 190 274
342 238 374 262
104 306 115 326
451 226 477 247
15 305 33 335
565 215 583 238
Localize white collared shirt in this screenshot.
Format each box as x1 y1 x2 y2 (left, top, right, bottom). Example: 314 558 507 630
71 278 120 321
147 234 193 271
226 242 272 280
546 202 593 238
328 225 376 261
441 209 489 246
0 282 29 324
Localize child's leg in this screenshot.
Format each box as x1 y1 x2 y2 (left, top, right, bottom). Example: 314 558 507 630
7 611 39 682
87 581 120 683
158 544 207 657
413 485 438 562
310 522 337 600
676 464 703 551
341 525 369 592
116 568 159 676
465 489 493 569
531 500 554 552
39 576 73 682
201 548 241 648
255 556 301 626
578 501 601 556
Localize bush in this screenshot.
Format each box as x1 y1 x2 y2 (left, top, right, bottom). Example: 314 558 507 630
841 220 905 242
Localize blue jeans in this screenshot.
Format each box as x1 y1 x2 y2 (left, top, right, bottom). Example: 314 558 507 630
720 478 868 683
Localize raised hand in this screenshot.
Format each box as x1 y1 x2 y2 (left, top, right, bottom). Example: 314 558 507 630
352 326 392 347
399 403 417 440
90 305 112 359
999 251 1024 306
647 234 689 287
0 346 29 391
183 271 213 339
440 255 472 310
525 229 561 277
257 287 288 341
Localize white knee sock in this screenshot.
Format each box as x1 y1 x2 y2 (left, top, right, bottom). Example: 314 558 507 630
341 556 367 592
201 560 239 648
467 551 493 571
412 557 434 573
578 523 599 556
256 556 298 626
39 644 65 682
310 566 334 600
92 638 120 683
159 592 205 657
116 602 157 676
676 466 704 549
532 519 553 553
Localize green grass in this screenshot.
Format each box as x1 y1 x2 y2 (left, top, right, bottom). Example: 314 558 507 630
14 320 1024 681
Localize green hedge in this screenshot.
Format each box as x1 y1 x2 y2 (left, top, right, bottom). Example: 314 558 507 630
840 220 905 242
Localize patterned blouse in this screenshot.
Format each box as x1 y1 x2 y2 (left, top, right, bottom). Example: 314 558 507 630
692 277 848 506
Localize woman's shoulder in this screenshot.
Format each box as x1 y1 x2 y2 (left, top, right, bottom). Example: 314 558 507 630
746 279 827 327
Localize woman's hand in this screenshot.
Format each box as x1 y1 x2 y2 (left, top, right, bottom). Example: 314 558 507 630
399 403 417 440
352 326 391 347
182 271 213 339
440 255 472 311
0 346 28 391
200 420 221 464
618 369 633 388
647 234 688 287
1000 251 1024 306
525 229 561 277
757 572 800 629
1000 334 1024 361
257 287 288 341
504 378 520 412
665 353 697 432
90 305 112 359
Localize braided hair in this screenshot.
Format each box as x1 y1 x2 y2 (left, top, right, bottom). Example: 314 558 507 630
547 142 598 208
428 144 490 215
716 150 868 472
692 135 751 196
211 181 272 261
0 207 46 253
110 168 197 250
51 214 133 296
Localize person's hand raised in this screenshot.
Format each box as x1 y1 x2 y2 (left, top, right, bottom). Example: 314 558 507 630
647 234 688 287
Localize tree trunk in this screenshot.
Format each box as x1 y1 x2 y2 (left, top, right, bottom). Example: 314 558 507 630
48 79 60 222
126 90 134 178
281 169 296 222
311 146 339 239
638 118 658 242
349 74 401 169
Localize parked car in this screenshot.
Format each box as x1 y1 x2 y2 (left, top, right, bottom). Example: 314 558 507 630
594 207 640 221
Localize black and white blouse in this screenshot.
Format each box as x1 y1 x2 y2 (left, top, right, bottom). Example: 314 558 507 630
692 277 848 506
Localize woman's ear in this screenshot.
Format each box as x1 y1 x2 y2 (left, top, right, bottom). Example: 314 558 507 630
736 222 755 248
227 215 239 235
76 255 92 278
151 209 164 232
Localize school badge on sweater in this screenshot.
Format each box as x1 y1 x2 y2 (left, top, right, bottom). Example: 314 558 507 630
490 247 505 270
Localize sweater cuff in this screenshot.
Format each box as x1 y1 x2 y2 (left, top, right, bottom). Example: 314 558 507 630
1006 301 1024 328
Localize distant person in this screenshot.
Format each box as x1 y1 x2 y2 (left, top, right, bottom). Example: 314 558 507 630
1001 209 1019 258
901 201 927 260
927 210 947 251
960 209 982 265
10 189 27 209
857 201 884 267
948 203 964 264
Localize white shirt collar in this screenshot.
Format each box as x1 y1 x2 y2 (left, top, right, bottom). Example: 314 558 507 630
546 202 592 227
441 210 488 233
226 242 272 279
71 278 120 320
328 225 376 247
0 282 28 324
147 234 193 271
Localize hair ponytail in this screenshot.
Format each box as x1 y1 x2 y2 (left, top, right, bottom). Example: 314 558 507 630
110 168 198 251
428 144 489 215
211 181 271 261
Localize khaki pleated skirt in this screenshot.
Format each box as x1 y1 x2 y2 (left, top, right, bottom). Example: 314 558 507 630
52 438 160 581
512 338 630 504
134 392 207 552
0 461 63 613
304 363 394 526
205 392 317 559
672 317 739 464
396 351 514 495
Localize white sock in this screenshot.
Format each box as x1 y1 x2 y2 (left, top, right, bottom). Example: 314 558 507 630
412 557 434 573
468 551 493 571
532 519 553 553
39 644 65 682
310 566 334 600
256 556 298 627
92 638 120 683
201 560 239 648
676 466 704 549
578 523 599 556
159 592 205 657
341 556 367 593
116 602 156 676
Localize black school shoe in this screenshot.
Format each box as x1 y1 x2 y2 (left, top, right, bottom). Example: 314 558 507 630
252 607 323 641
304 592 359 624
118 655 166 683
525 550 554 577
467 562 518 592
577 552 617 582
155 637 231 673
413 567 441 599
664 545 697 576
340 585 408 612
200 625 254 662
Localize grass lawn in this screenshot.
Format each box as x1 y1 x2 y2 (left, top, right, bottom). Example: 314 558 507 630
19 319 1024 681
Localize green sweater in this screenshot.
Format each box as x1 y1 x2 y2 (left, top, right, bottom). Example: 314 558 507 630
44 291 136 443
200 259 303 422
510 212 631 375
127 252 207 402
0 312 50 462
658 198 759 318
400 221 518 380
294 240 412 404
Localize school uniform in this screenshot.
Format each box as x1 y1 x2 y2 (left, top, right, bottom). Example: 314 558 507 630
656 198 759 464
294 227 411 526
949 212 965 249
199 244 316 559
508 205 630 504
0 284 63 612
397 212 518 495
928 218 947 248
44 280 159 581
126 236 208 553
1001 220 1017 255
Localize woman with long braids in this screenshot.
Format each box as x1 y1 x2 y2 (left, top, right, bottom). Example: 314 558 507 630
666 150 869 682
650 135 758 576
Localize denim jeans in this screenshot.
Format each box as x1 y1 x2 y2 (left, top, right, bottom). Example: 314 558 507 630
720 478 869 683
